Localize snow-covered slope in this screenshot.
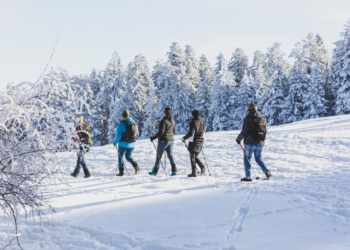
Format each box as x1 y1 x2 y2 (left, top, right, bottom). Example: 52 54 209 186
2 115 350 250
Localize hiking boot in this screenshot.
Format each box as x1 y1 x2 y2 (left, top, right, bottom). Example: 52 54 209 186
171 164 177 176
265 170 272 180
200 167 206 175
241 177 252 182
116 168 124 177
132 161 140 175
149 167 159 176
188 173 197 177
71 169 79 177
83 169 91 178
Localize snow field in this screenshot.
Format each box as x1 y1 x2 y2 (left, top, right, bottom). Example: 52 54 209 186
1 115 350 249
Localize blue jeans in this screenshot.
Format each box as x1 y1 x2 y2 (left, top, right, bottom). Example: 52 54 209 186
152 141 176 172
76 147 88 171
118 147 135 171
243 145 268 178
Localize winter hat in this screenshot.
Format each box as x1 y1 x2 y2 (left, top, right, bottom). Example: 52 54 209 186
247 103 257 111
122 110 130 118
192 109 200 118
164 107 172 118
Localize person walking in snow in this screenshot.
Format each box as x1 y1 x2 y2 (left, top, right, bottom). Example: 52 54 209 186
71 116 92 178
182 109 206 177
236 103 272 182
113 110 140 176
149 107 177 176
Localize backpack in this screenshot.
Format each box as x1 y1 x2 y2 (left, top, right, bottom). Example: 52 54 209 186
249 117 267 142
121 121 138 143
79 124 93 147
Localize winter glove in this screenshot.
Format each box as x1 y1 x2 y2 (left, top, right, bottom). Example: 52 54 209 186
181 137 186 143
150 137 155 142
113 142 116 146
236 139 241 144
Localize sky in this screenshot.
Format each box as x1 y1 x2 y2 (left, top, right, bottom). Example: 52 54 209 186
1 0 350 90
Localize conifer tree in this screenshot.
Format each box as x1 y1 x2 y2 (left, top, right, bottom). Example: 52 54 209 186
280 42 308 123
210 53 235 131
261 43 290 125
184 45 200 89
303 65 327 119
111 54 152 140
155 42 195 134
333 19 350 115
228 48 248 84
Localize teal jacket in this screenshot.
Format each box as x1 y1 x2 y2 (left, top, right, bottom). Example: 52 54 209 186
114 118 138 148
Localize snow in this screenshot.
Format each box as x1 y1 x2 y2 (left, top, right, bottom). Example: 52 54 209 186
2 115 350 249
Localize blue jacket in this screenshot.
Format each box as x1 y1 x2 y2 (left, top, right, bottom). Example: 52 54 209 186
114 118 138 148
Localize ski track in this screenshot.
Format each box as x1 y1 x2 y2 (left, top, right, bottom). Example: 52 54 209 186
1 115 350 249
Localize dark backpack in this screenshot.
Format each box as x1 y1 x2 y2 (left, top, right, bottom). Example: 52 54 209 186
79 124 93 147
249 117 267 142
121 121 138 142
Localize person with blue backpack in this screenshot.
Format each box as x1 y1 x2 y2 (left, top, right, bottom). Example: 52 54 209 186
113 110 140 176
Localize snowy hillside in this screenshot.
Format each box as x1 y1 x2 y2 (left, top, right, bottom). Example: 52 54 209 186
2 115 350 250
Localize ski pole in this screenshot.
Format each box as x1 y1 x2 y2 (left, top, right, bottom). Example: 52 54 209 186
201 149 212 176
116 146 130 176
239 143 259 180
183 141 200 174
152 141 168 177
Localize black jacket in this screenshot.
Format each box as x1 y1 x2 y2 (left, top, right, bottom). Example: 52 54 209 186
183 117 206 152
236 111 267 146
151 117 176 141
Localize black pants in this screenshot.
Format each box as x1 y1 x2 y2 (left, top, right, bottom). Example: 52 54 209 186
189 149 205 175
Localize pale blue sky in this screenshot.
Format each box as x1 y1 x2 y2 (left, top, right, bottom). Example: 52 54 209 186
1 0 350 90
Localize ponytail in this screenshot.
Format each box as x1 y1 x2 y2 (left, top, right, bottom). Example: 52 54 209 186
164 107 172 118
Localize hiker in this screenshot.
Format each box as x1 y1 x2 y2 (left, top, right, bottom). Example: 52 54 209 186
182 109 206 177
113 110 140 176
149 107 177 176
71 116 92 178
236 103 272 182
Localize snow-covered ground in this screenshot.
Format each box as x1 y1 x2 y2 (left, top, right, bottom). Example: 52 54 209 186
2 115 350 250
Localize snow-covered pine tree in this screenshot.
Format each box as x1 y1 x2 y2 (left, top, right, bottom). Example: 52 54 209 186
250 50 266 80
280 42 308 123
332 20 350 115
227 48 249 84
89 68 103 96
197 67 215 131
94 51 124 145
112 53 153 138
303 33 329 77
231 73 255 130
184 44 201 90
303 65 328 119
333 19 350 115
155 42 195 134
152 59 165 92
261 43 290 125
141 82 158 139
198 54 212 81
214 52 226 74
210 53 236 131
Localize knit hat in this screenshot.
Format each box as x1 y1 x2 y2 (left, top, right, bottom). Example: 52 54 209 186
248 103 257 111
192 109 200 118
122 110 130 118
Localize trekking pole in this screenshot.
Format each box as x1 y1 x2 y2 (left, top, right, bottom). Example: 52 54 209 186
152 141 168 177
164 151 166 171
201 149 212 176
239 143 259 180
116 146 130 176
183 141 200 174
